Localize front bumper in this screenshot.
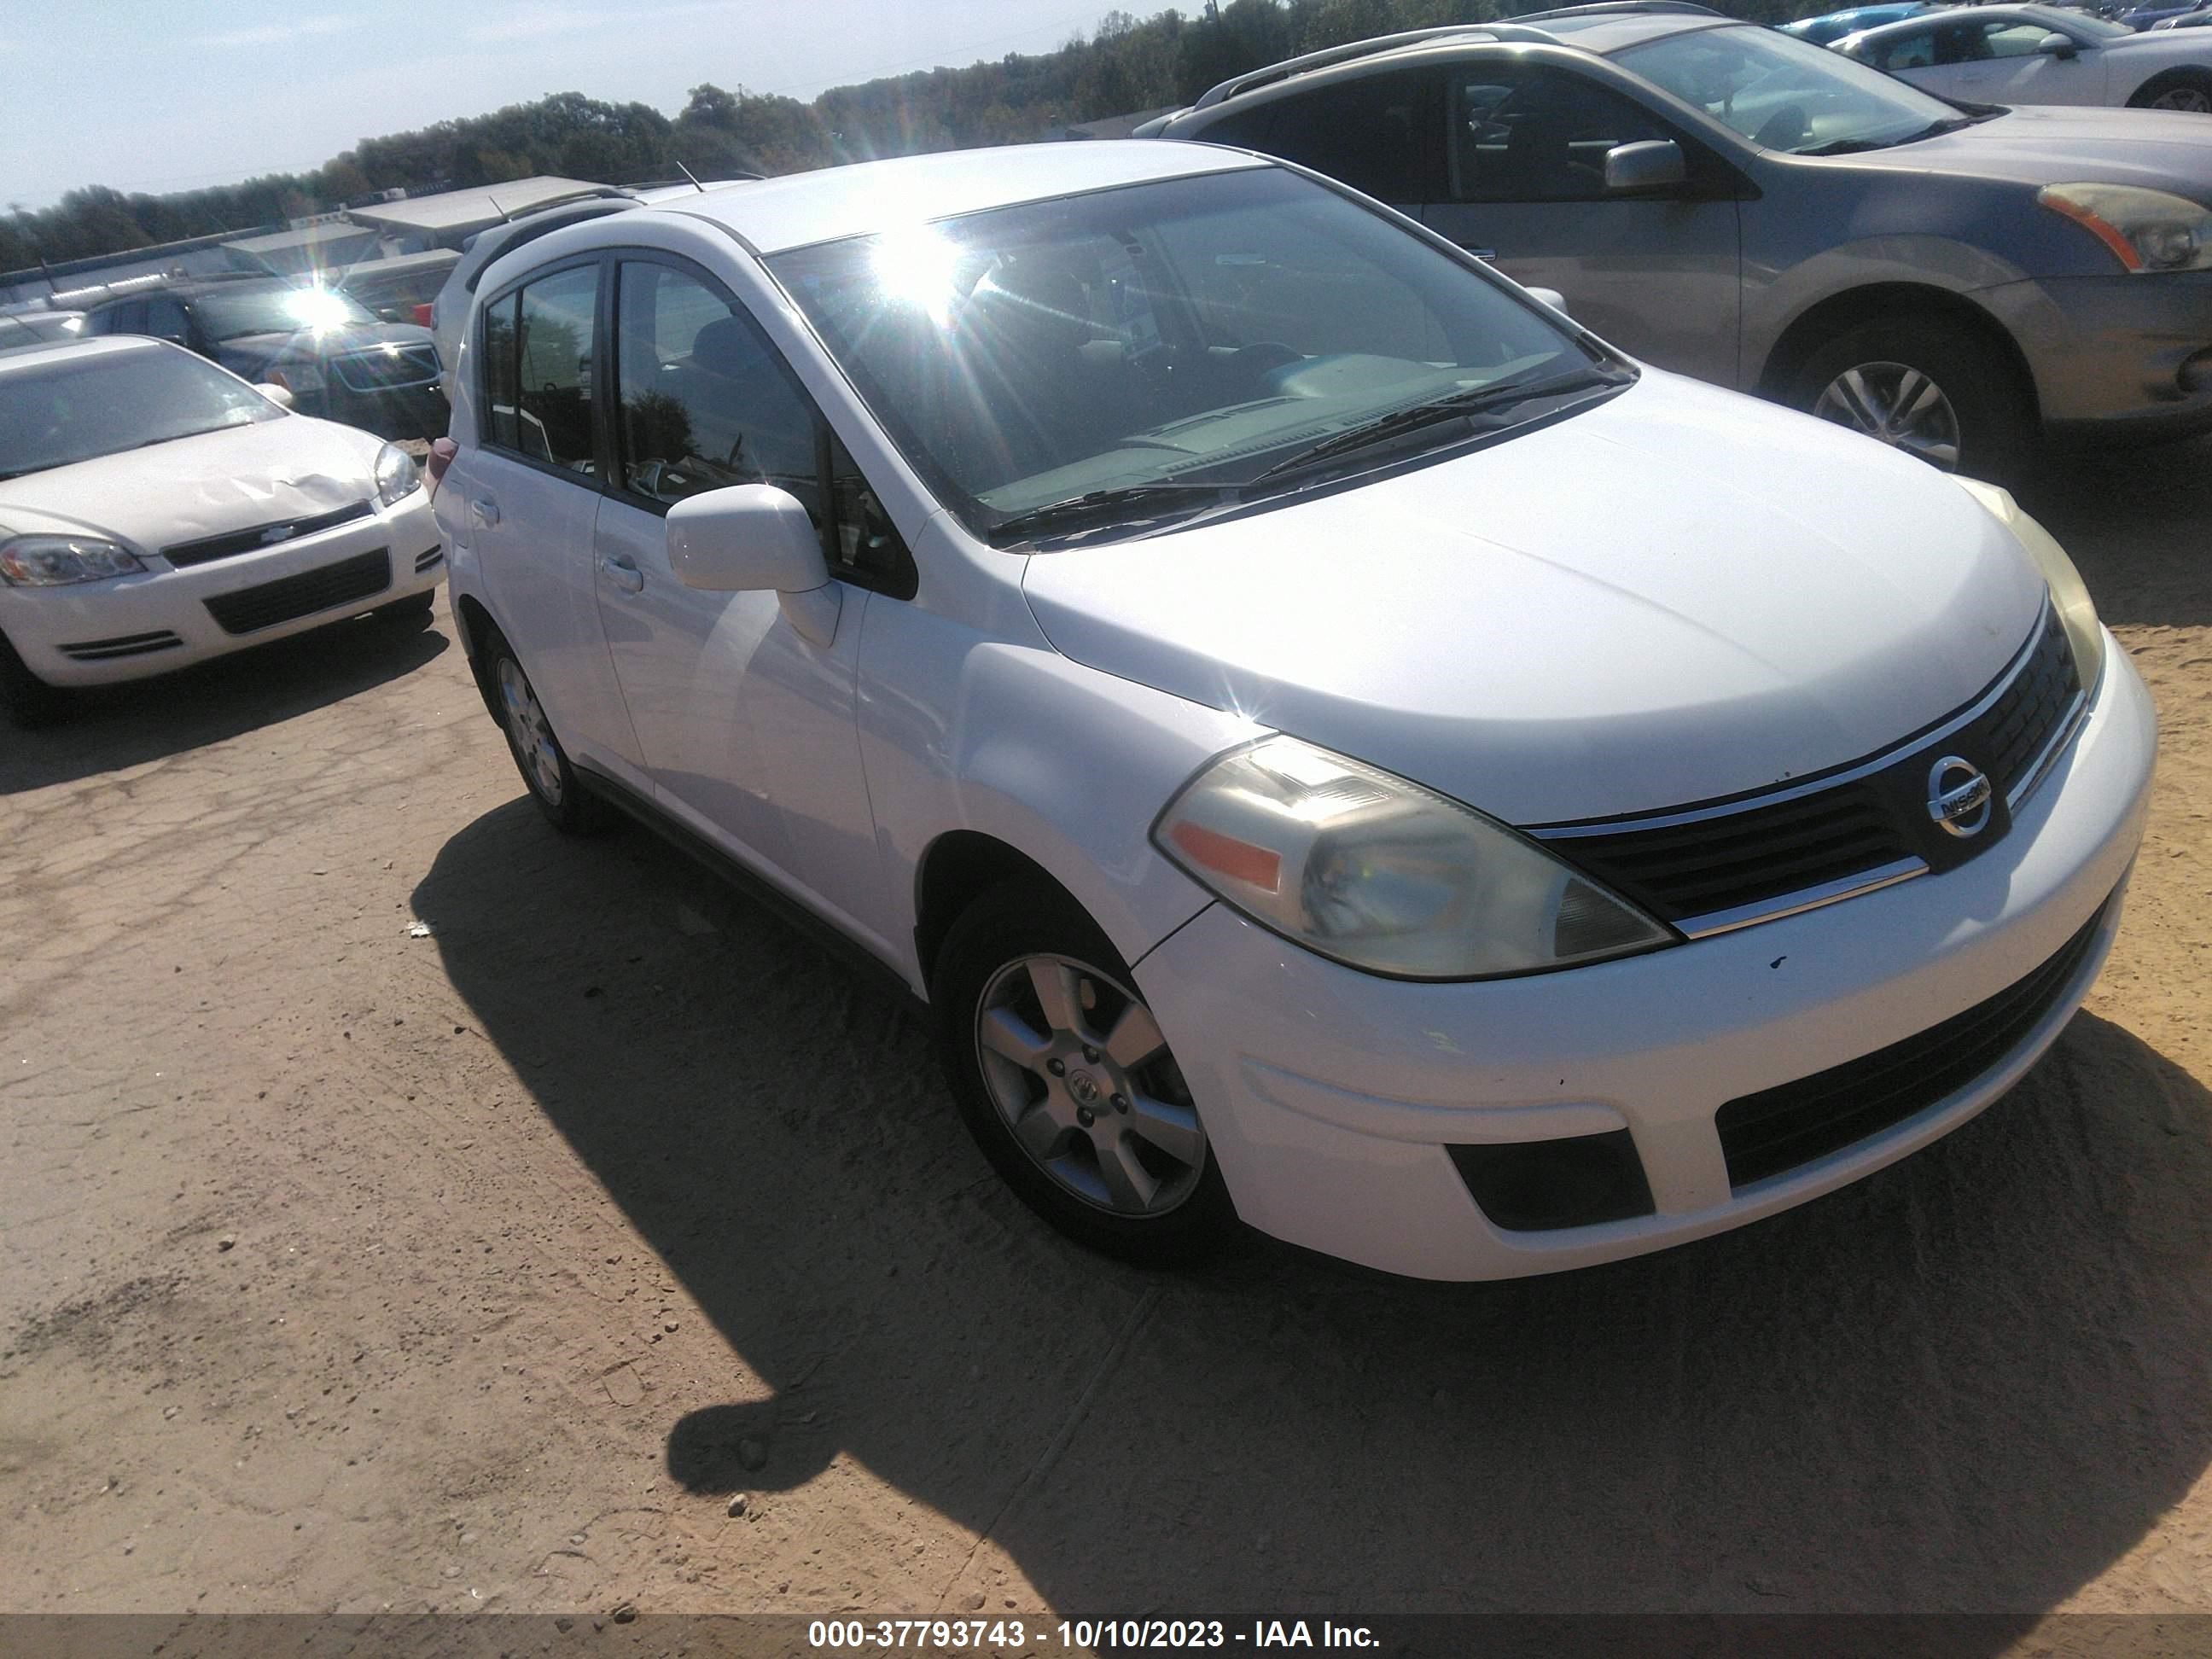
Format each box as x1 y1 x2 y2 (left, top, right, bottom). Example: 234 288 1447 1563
1982 271 2212 440
0 489 443 688
1132 637 2157 1281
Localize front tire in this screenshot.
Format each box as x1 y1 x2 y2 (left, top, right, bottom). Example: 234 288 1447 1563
0 629 69 730
2130 70 2212 112
484 629 608 835
1784 317 2031 484
931 880 1236 1266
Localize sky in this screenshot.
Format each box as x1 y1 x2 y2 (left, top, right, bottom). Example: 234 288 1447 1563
1 0 1167 209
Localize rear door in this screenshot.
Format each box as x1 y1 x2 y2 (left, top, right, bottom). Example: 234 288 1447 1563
1421 64 1743 387
462 257 643 773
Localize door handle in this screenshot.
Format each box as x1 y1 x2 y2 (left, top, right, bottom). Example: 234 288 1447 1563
471 497 500 526
599 553 644 595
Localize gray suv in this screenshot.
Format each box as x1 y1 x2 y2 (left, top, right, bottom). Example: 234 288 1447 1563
1147 1 2212 477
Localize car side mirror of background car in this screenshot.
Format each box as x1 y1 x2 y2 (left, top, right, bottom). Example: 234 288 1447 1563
667 484 841 647
1526 287 1571 317
1604 139 1688 195
2037 32 2081 55
257 383 296 410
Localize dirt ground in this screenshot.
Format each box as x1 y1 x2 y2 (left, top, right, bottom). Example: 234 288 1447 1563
2 441 2209 1640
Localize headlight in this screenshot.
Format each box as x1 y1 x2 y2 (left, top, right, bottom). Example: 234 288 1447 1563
2038 183 2212 273
1153 736 1673 980
375 442 422 507
0 534 145 587
1952 476 2105 688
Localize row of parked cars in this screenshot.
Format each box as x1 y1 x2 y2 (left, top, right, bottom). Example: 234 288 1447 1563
0 2 2175 1281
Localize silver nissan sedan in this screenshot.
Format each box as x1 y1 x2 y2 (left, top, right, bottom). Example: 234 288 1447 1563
1148 2 2212 480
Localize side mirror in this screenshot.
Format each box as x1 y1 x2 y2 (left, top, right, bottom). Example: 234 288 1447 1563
2037 31 2080 55
257 383 296 410
1526 286 1570 317
667 484 841 647
1604 138 1688 195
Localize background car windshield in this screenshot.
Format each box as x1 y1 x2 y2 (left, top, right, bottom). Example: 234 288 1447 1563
765 167 1581 532
0 348 280 479
193 285 377 341
1620 25 1962 152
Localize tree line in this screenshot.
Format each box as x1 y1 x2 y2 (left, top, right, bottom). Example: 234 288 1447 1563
3 0 1804 275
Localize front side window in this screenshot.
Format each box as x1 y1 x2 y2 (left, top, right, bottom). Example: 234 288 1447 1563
766 166 1598 543
0 347 281 480
1861 26 1939 69
485 265 597 472
612 259 909 589
1620 24 1968 154
1452 69 1676 202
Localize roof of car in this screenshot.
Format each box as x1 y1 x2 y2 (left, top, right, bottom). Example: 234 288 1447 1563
0 335 161 373
649 140 1267 256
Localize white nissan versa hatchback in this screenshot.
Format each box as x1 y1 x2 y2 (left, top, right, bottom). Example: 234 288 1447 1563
436 141 2154 1281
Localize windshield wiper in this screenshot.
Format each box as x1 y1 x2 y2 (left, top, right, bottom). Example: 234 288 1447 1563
987 481 1236 543
1249 368 1629 486
1800 115 1977 157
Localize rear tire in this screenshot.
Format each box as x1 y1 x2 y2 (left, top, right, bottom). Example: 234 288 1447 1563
1784 316 2032 486
0 630 69 731
2129 70 2212 112
482 626 610 835
931 879 1237 1266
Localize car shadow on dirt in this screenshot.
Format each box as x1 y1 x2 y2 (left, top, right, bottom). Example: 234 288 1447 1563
0 610 448 795
413 797 2212 1630
2019 434 2212 631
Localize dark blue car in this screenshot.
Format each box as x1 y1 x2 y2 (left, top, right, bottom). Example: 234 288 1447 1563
1777 2 1935 44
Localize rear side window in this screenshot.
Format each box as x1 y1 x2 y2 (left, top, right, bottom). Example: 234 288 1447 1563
480 264 598 471
1866 26 1939 67
1249 69 1446 203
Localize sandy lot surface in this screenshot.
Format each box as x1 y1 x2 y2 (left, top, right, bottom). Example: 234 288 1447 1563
1 445 2208 1641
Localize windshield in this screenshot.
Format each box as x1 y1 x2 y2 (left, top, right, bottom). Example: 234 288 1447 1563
765 167 1600 541
0 347 281 479
1619 24 1968 154
192 283 378 341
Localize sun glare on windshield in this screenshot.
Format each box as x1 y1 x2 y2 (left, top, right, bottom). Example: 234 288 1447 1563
870 225 967 326
285 286 355 333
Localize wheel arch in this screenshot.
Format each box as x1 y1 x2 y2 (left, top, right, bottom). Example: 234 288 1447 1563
912 830 1084 989
452 591 505 722
2128 65 2212 107
1755 282 2040 426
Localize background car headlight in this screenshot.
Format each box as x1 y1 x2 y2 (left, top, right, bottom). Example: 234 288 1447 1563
0 534 146 587
1153 736 1674 980
375 442 422 507
1953 476 2105 688
2038 183 2212 273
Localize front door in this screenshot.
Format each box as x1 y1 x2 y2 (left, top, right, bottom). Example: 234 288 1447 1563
1421 65 1744 388
588 254 887 929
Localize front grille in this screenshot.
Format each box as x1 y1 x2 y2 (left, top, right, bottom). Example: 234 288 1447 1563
1982 608 2081 799
203 549 390 635
1536 604 2083 934
57 628 183 661
332 345 439 393
165 501 374 568
1714 894 2111 1189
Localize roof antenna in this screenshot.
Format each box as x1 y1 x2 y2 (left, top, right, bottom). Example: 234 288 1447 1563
675 161 707 193
487 195 512 223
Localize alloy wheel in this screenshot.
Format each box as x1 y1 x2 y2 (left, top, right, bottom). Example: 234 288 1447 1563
2151 84 2212 112
496 657 565 806
1812 360 1963 471
973 952 1206 1217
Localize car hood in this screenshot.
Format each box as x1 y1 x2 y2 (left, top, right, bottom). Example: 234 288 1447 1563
1838 103 2212 189
1019 373 2047 826
0 416 380 554
218 321 438 368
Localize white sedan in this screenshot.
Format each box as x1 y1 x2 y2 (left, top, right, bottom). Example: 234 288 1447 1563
438 141 2153 1280
0 337 443 725
1837 2 2212 109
